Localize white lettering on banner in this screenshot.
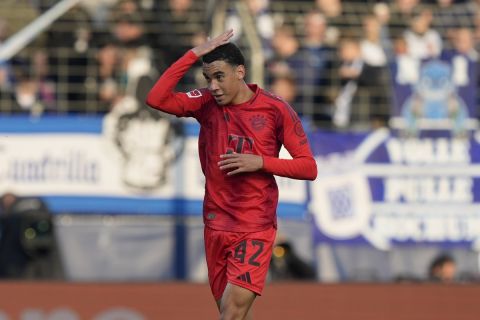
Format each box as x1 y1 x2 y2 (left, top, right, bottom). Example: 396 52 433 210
384 138 474 205
385 177 473 203
0 308 145 320
386 137 470 164
370 210 480 243
6 152 98 183
0 135 178 197
0 135 107 194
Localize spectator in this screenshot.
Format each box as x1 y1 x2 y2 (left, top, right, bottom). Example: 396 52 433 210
314 0 347 45
266 25 303 112
269 73 297 104
316 0 370 43
112 13 149 50
155 0 206 67
0 192 19 214
441 28 478 118
45 4 93 112
152 0 206 90
225 0 275 58
11 67 45 116
338 39 364 84
449 27 478 60
48 4 93 55
428 253 457 283
432 0 476 47
31 49 56 111
111 0 145 17
361 16 388 69
404 8 443 61
388 0 421 39
359 15 391 127
90 36 122 112
391 36 419 86
269 237 316 281
295 10 336 127
110 12 157 108
112 13 149 48
373 2 395 60
266 25 300 80
332 38 364 128
6 50 55 115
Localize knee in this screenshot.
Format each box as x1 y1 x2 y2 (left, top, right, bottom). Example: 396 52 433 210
219 302 246 320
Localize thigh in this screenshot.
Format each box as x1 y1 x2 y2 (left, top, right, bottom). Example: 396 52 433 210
219 282 257 319
204 226 229 301
226 226 276 297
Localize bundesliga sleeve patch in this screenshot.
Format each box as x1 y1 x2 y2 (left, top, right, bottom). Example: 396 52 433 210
186 89 203 98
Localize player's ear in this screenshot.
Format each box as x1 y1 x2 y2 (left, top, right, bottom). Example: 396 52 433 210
236 65 246 80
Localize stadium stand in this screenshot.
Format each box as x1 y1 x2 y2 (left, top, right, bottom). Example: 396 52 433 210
0 0 478 126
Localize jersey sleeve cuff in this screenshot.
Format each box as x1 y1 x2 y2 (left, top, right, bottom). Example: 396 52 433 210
262 155 273 173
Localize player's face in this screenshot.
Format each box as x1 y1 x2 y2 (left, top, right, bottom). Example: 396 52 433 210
202 60 245 105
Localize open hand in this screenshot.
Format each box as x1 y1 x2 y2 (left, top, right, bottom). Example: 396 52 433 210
218 153 263 176
192 29 234 57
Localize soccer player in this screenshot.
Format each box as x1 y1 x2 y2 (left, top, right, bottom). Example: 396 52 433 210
146 29 317 320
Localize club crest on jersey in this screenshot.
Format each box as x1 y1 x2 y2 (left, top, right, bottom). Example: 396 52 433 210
186 89 202 98
250 114 266 131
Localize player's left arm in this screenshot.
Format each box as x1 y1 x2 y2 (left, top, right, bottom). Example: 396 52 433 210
262 104 317 180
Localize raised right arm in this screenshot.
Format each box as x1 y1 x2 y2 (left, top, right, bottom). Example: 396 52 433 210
146 29 234 117
145 50 202 116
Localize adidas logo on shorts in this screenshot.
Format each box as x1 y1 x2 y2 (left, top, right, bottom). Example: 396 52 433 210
236 272 252 284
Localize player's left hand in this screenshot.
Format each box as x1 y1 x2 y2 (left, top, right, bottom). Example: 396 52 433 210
218 153 263 175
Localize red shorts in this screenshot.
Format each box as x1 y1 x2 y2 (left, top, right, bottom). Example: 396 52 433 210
204 226 276 301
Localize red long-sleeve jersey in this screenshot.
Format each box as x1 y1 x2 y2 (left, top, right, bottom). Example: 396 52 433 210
146 50 317 232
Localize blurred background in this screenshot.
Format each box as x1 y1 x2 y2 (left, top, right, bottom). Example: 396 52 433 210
1 0 480 318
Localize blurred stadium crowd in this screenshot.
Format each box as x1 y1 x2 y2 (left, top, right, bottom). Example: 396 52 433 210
0 0 478 130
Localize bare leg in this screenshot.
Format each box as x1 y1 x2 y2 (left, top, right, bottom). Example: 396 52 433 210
243 307 253 320
216 282 256 320
216 300 253 320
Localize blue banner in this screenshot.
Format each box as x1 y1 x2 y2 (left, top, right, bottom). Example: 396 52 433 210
309 129 480 249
